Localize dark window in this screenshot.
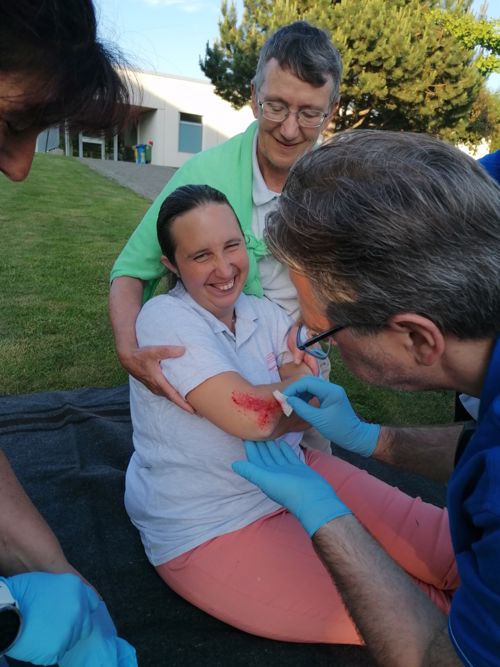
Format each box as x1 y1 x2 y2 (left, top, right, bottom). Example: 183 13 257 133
179 112 202 154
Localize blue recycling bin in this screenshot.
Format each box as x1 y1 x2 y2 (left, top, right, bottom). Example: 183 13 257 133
134 144 146 164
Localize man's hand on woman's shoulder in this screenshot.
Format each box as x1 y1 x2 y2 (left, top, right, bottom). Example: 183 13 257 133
123 344 194 412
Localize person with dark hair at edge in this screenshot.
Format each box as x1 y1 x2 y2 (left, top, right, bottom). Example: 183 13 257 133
0 1 136 664
233 130 500 666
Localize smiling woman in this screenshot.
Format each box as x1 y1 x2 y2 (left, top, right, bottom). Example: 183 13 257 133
129 183 309 442
157 185 249 330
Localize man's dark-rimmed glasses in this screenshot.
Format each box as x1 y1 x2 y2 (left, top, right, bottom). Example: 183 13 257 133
296 324 348 359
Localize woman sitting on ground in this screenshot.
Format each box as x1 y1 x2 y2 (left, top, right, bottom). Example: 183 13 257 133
125 184 458 644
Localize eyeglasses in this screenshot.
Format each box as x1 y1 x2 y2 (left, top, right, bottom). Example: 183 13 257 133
258 100 329 128
296 323 347 359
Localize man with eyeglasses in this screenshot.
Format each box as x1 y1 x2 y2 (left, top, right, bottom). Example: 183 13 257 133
109 22 340 447
233 130 500 666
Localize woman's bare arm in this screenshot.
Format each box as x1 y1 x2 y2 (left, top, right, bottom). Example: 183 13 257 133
186 364 313 440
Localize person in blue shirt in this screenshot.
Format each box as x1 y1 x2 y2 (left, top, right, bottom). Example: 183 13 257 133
480 148 500 183
454 147 500 422
233 130 500 666
0 1 136 664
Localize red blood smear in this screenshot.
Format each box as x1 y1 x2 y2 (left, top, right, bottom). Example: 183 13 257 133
231 391 281 429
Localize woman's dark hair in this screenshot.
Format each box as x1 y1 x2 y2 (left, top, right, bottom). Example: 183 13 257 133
0 0 133 133
157 184 238 289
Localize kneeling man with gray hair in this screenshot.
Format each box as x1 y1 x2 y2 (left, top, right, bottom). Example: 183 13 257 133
233 130 500 667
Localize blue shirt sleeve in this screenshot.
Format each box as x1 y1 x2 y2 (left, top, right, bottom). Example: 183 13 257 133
479 149 500 185
448 449 500 666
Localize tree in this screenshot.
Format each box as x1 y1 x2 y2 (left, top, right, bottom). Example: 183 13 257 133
433 7 500 75
200 0 483 140
200 2 260 108
459 86 500 149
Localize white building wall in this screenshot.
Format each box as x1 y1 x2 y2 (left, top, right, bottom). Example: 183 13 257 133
131 70 254 168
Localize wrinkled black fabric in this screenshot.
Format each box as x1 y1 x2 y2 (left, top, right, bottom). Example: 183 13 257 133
0 385 446 666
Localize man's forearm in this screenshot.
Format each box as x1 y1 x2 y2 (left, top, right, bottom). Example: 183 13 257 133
0 452 77 576
108 276 145 365
373 424 463 483
313 516 460 667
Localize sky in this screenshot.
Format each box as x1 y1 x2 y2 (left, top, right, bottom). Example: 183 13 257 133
95 0 244 80
95 0 500 90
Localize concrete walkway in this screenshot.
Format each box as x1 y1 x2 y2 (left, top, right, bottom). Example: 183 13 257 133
79 157 176 201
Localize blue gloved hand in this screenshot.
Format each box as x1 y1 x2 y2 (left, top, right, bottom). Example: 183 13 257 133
233 440 351 537
3 572 99 665
283 377 380 457
59 601 137 667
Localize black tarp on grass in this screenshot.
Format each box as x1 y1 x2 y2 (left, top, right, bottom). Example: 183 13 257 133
0 386 446 666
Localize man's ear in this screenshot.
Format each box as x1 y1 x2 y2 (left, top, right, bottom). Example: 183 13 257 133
250 82 258 118
161 255 177 275
386 313 445 366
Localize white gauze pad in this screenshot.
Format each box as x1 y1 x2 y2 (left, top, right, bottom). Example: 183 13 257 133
273 389 293 417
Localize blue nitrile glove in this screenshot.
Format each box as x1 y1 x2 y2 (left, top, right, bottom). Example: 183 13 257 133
233 440 352 537
3 572 99 665
60 601 137 667
283 377 380 457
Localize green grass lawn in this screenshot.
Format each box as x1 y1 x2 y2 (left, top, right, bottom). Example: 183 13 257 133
0 153 454 425
0 153 150 394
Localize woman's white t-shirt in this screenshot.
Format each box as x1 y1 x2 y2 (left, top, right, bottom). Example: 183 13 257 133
125 284 304 566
